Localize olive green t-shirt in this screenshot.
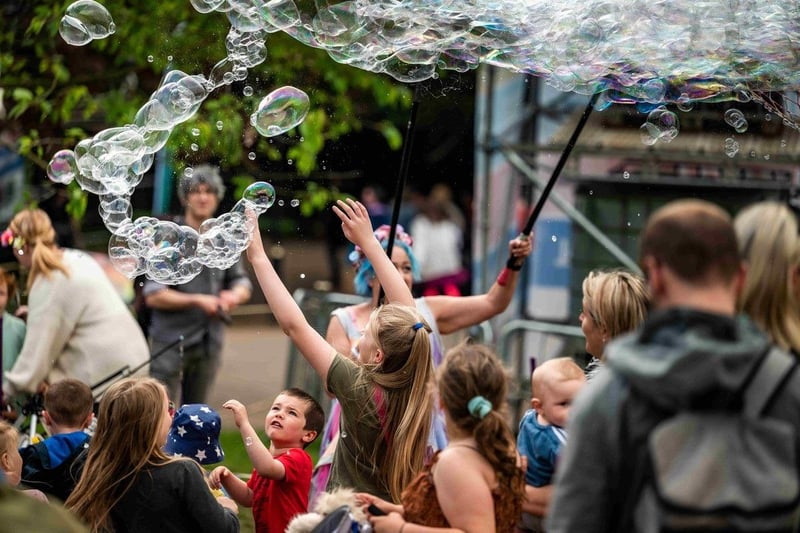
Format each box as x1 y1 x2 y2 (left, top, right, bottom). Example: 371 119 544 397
326 353 391 501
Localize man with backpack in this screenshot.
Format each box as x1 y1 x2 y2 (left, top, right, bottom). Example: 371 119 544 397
547 199 800 532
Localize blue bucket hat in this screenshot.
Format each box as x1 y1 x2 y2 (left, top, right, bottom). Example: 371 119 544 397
165 404 224 465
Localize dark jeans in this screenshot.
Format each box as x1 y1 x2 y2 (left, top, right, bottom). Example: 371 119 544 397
150 335 221 405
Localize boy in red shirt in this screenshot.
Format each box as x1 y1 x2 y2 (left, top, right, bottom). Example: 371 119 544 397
210 388 324 533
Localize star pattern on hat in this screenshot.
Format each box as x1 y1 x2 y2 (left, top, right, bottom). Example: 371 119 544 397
177 425 187 437
195 449 207 462
215 446 221 458
189 414 204 428
200 406 212 413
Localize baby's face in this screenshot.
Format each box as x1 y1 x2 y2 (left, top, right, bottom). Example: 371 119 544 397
2 443 23 486
538 378 584 428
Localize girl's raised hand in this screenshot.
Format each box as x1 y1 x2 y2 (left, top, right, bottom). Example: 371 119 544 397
332 198 374 247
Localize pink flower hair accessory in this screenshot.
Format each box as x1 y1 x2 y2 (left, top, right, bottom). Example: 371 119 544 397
348 224 414 269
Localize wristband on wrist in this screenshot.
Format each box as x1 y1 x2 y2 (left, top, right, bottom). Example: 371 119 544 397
497 267 512 287
506 256 524 271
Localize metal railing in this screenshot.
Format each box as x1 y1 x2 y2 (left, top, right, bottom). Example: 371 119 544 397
283 289 368 405
497 318 585 425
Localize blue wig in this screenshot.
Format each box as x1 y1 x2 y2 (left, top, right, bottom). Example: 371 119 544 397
353 239 420 297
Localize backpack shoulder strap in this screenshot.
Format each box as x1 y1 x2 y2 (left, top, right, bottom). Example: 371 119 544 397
744 346 797 417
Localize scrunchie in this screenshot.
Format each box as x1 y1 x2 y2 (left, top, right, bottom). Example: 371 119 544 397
467 395 492 420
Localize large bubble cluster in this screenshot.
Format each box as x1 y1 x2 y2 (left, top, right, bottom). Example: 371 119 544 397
50 0 800 282
177 0 800 106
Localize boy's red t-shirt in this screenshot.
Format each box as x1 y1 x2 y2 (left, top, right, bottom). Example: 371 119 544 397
246 448 313 533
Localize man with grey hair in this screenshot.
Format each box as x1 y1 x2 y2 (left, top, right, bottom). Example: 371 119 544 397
143 165 252 404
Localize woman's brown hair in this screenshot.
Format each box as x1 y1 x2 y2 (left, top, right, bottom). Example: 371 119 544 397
436 341 525 531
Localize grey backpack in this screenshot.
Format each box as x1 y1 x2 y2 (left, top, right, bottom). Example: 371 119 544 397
622 347 799 532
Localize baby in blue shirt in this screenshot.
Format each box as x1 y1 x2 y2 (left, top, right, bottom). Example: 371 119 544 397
517 357 585 532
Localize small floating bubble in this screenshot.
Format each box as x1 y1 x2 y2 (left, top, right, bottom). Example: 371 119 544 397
248 152 256 161
216 121 224 131
623 171 630 180
724 109 748 133
243 86 254 97
290 199 300 207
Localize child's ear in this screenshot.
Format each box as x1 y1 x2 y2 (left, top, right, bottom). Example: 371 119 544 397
0 451 9 471
42 410 52 427
531 398 542 411
302 430 318 445
83 412 94 429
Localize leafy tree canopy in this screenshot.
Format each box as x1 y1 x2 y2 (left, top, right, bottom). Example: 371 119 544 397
0 0 411 219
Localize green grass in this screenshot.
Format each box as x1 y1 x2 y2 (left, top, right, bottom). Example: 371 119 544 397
212 430 322 533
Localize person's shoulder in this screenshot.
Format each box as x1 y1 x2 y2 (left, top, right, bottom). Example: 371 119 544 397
3 311 25 330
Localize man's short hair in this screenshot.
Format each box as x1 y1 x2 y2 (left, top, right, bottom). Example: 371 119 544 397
177 164 226 205
640 199 741 284
44 379 93 427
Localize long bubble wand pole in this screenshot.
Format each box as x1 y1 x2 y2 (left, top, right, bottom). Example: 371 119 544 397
507 91 600 270
379 84 422 304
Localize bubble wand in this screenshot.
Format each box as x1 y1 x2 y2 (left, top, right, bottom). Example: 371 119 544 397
505 91 600 272
379 83 422 304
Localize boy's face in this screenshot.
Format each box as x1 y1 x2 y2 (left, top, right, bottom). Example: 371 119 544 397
533 378 584 428
265 393 316 448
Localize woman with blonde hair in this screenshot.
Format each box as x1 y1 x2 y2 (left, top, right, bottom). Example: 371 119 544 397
359 341 525 533
66 376 239 532
734 201 800 354
579 268 649 363
1 208 148 400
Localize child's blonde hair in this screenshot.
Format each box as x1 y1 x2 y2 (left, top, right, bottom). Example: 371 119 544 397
531 357 585 400
357 303 434 503
8 209 68 291
66 377 184 530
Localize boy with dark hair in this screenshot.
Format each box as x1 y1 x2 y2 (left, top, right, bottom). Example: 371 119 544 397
210 388 324 533
20 378 93 501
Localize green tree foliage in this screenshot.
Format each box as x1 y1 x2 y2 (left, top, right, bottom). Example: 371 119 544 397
0 0 411 218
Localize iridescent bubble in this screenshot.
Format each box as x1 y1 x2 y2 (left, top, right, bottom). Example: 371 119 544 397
248 152 256 160
639 106 679 145
724 109 748 133
242 181 276 214
47 150 78 185
59 0 115 46
243 86 254 96
290 199 300 207
250 86 310 137
191 143 199 151
184 167 194 177
724 137 740 158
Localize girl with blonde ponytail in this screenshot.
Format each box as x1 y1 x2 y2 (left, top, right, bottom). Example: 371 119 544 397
246 198 434 503
359 341 525 533
2 209 149 399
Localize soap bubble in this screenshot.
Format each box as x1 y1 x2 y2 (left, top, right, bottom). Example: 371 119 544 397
47 150 78 185
59 0 116 46
724 109 749 133
640 107 679 145
250 86 310 137
242 181 276 214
